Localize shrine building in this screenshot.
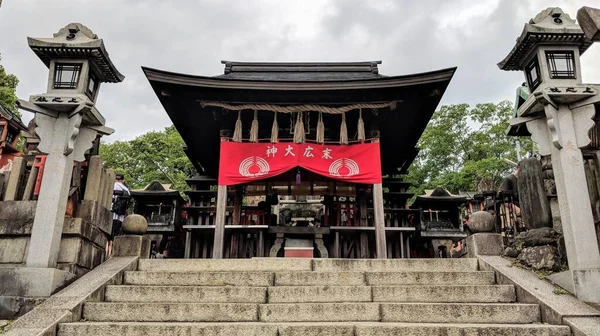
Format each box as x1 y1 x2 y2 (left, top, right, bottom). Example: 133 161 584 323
143 61 456 259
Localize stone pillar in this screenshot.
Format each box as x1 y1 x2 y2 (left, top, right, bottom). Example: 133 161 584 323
527 103 600 302
26 113 95 268
467 233 503 258
3 156 25 201
373 183 387 259
112 214 150 258
518 158 552 229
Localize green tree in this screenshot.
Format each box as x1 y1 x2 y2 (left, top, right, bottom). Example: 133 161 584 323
406 101 533 197
100 125 195 194
0 53 20 116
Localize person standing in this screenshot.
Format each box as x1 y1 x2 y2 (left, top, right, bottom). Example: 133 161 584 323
107 173 130 256
500 164 520 201
499 164 521 233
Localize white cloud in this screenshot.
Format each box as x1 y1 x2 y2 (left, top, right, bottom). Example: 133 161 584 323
0 0 598 142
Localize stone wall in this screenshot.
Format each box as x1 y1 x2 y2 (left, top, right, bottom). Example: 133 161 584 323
0 200 112 277
0 155 115 279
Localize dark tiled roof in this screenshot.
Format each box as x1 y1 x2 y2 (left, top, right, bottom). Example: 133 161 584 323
0 104 26 130
217 61 384 81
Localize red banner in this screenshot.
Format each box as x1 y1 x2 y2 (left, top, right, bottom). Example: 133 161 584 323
218 142 382 185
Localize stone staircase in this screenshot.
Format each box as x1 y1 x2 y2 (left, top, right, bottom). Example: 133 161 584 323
58 258 571 335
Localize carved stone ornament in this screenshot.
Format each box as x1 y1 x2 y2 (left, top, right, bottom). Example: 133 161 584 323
53 22 97 40
544 104 564 150
33 113 56 155
526 103 596 156
526 118 552 155
34 113 98 162
65 113 83 156
531 7 577 27
572 104 596 148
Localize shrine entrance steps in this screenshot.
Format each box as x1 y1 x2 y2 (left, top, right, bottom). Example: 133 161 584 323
58 258 570 336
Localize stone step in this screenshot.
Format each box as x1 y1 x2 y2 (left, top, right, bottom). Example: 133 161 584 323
59 322 278 336
83 302 259 322
105 285 268 303
372 285 516 303
312 258 479 272
274 271 366 286
58 322 571 336
137 258 313 272
365 271 496 285
381 303 540 324
123 270 495 287
259 303 380 322
124 271 274 286
268 286 372 303
353 323 571 336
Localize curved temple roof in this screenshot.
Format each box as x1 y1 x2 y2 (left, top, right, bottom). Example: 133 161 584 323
143 62 456 176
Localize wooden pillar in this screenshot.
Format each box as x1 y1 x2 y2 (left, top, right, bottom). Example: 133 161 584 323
184 230 192 259
212 184 227 259
257 231 265 257
334 231 340 258
232 186 243 225
373 183 387 258
358 191 370 258
400 232 405 258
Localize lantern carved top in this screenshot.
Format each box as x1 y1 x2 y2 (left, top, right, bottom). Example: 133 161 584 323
498 7 592 71
28 23 124 83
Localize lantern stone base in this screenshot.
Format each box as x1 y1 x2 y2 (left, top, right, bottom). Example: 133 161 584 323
0 267 76 297
547 269 600 303
467 233 503 258
112 235 151 258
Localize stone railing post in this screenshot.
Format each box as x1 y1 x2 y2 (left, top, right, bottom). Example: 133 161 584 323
4 156 25 201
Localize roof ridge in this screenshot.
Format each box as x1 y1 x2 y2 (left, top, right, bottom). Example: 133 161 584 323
221 61 382 74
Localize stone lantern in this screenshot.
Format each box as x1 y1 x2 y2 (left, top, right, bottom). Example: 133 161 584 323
15 23 123 295
499 8 600 302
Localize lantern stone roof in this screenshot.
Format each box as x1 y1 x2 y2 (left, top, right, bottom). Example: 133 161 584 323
0 104 27 131
498 7 593 71
28 23 124 83
216 61 384 81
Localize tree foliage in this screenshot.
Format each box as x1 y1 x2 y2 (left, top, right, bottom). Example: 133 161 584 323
0 53 20 116
406 101 533 197
100 125 195 194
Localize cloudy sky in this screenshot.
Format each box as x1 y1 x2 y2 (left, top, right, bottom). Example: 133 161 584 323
1 0 599 142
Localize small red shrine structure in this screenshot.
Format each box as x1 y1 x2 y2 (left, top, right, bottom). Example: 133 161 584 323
143 61 456 259
0 104 26 169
